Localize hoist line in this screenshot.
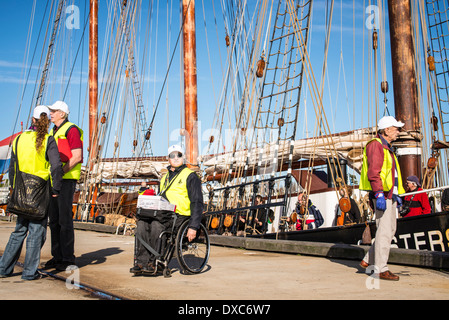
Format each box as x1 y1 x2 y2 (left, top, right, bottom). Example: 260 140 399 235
146 0 193 141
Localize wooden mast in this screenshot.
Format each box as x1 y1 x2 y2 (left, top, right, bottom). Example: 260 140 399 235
88 0 99 218
182 0 199 169
388 0 422 182
89 0 99 164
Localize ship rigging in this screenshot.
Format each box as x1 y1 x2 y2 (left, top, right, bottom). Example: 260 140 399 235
2 0 449 249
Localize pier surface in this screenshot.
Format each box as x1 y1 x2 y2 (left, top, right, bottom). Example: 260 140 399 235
1 220 449 301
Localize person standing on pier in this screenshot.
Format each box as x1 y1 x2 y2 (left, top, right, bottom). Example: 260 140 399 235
43 101 83 271
359 116 405 281
0 106 63 280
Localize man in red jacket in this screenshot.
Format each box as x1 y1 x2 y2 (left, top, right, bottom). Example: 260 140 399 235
401 175 431 217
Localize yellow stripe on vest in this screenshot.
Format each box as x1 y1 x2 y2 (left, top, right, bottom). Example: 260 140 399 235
160 167 194 216
359 138 405 194
50 121 83 180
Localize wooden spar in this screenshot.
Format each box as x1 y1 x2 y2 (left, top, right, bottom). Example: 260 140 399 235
182 0 199 169
387 0 422 182
89 0 99 164
88 0 99 216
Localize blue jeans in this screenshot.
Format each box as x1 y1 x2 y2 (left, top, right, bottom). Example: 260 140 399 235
0 216 47 280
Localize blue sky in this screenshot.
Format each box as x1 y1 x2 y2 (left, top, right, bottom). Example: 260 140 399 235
0 0 421 166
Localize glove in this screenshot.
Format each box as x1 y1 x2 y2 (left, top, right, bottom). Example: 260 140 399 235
374 191 386 211
393 194 402 207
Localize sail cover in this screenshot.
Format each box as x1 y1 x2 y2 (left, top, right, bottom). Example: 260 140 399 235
200 128 375 176
85 157 169 182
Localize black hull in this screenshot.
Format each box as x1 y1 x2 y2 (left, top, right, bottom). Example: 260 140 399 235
255 212 449 252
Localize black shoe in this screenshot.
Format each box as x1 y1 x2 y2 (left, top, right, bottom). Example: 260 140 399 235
42 258 61 269
141 263 157 276
56 261 76 271
130 265 143 274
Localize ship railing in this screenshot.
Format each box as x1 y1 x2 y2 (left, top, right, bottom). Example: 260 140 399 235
401 185 449 197
203 174 292 235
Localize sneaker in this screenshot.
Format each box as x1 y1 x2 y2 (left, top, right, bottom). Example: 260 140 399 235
22 273 44 281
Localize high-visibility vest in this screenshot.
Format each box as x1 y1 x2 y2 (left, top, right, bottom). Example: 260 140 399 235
359 138 405 194
12 131 51 184
50 121 83 180
159 167 194 217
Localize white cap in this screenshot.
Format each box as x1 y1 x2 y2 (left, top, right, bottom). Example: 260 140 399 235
378 116 404 130
168 144 184 155
49 100 70 114
33 105 50 119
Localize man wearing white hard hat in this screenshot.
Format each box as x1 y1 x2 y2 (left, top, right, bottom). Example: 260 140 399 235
359 115 406 281
44 101 83 271
132 144 203 275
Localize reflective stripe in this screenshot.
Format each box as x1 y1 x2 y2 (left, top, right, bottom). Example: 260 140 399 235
13 131 50 182
160 167 194 216
50 121 83 180
359 138 405 194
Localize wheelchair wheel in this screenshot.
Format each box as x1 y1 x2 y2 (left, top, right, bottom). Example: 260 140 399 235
176 220 210 274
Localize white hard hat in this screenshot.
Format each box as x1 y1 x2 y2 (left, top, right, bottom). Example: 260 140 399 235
168 144 184 155
49 100 70 114
378 116 404 130
33 105 50 119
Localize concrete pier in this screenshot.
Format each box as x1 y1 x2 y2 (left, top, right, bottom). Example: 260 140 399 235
1 219 449 301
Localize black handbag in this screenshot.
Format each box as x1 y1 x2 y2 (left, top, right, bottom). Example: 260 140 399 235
6 135 51 221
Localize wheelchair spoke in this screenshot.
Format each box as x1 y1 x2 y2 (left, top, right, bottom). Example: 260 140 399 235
176 222 210 274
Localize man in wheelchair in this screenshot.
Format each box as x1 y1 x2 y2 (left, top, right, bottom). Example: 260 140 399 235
131 145 204 275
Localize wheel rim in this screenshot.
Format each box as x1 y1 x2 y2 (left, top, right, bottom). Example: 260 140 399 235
177 224 210 273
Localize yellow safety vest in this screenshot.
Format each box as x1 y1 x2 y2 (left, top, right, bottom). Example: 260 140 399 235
159 167 194 217
359 138 405 194
12 131 51 184
50 121 83 180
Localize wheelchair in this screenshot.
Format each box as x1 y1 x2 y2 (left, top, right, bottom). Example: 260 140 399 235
133 213 210 278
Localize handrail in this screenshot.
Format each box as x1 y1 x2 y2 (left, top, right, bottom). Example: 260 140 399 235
401 185 449 197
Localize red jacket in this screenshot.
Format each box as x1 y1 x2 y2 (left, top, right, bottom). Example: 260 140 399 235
365 134 398 199
403 188 431 217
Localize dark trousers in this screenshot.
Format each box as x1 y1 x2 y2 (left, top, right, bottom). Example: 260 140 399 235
135 214 188 266
48 179 76 263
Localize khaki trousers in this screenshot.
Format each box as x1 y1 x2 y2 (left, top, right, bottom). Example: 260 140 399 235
363 198 397 273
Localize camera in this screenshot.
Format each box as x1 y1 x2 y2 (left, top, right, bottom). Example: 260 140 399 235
398 205 410 217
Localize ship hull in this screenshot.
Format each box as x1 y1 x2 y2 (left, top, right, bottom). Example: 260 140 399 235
255 212 449 252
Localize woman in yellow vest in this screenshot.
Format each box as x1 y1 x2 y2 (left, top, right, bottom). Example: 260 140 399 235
0 106 63 280
359 116 405 281
132 145 203 275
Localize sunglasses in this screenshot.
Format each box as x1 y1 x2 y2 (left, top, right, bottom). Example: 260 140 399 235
169 152 183 159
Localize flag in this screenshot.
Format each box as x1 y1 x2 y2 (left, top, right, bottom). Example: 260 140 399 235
0 132 21 174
